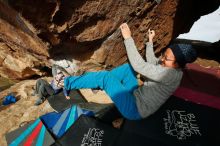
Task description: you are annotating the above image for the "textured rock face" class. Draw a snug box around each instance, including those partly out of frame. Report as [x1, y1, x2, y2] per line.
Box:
[1, 0, 220, 79]
[0, 1, 49, 79]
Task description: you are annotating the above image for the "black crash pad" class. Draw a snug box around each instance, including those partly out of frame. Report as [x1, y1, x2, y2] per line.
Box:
[122, 96, 220, 146]
[115, 130, 164, 146]
[55, 115, 120, 146]
[47, 90, 86, 112]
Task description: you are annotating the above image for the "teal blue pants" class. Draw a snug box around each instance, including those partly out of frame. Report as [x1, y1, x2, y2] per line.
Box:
[64, 63, 141, 120]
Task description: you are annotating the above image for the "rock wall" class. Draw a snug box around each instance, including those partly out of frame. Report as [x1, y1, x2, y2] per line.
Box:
[0, 1, 49, 79]
[0, 0, 219, 79]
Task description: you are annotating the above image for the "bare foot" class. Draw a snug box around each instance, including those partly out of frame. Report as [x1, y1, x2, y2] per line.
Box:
[112, 118, 124, 129]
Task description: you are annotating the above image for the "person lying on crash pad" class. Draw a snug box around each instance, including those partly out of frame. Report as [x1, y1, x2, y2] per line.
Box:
[60, 23, 197, 120]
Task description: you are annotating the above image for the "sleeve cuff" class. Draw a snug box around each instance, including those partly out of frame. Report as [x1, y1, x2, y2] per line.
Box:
[124, 37, 134, 43]
[146, 42, 153, 47]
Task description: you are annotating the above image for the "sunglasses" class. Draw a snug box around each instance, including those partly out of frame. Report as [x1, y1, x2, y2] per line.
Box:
[55, 77, 64, 86]
[161, 53, 175, 62]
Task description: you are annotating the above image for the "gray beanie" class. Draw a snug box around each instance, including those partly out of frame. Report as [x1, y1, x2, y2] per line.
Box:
[169, 44, 197, 67]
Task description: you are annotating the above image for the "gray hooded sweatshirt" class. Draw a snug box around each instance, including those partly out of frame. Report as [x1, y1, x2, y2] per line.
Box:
[124, 38, 183, 118]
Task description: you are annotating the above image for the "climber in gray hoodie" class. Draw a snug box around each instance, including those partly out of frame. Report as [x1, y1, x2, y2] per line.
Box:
[63, 23, 197, 120]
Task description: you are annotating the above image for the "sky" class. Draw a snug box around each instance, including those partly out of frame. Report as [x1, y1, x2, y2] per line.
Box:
[178, 6, 220, 43]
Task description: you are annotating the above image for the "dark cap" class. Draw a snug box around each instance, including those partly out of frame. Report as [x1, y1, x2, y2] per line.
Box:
[169, 44, 197, 68]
